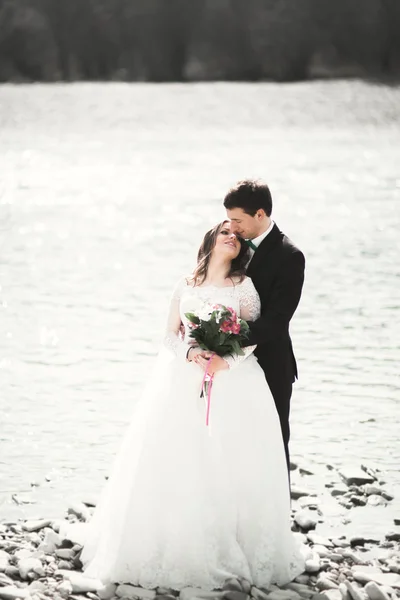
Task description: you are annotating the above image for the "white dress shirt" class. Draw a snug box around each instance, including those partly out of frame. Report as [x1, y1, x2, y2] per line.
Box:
[247, 220, 275, 263]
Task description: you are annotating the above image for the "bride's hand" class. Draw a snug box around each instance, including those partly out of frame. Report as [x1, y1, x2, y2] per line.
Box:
[194, 353, 229, 375]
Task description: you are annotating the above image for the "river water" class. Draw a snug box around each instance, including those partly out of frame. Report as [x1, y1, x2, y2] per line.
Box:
[0, 81, 399, 538]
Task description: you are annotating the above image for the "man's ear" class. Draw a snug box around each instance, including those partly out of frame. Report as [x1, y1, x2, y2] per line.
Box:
[256, 209, 266, 220]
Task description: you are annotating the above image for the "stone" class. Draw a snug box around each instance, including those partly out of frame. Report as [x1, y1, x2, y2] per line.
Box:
[284, 583, 314, 598]
[339, 469, 375, 487]
[0, 550, 10, 572]
[308, 534, 333, 548]
[320, 591, 342, 600]
[250, 588, 269, 600]
[222, 593, 250, 600]
[385, 532, 400, 542]
[352, 567, 383, 585]
[238, 579, 251, 595]
[350, 496, 367, 507]
[223, 580, 243, 592]
[291, 487, 313, 500]
[0, 585, 30, 599]
[328, 553, 345, 564]
[21, 520, 52, 533]
[115, 585, 157, 599]
[343, 581, 366, 600]
[350, 538, 379, 548]
[338, 583, 351, 600]
[295, 511, 318, 531]
[299, 497, 321, 509]
[380, 492, 393, 502]
[55, 549, 76, 560]
[264, 591, 300, 600]
[295, 575, 311, 585]
[313, 546, 330, 558]
[364, 574, 400, 589]
[367, 496, 387, 507]
[305, 554, 321, 573]
[97, 583, 118, 600]
[18, 557, 43, 580]
[362, 486, 382, 497]
[0, 573, 14, 586]
[364, 582, 391, 600]
[57, 579, 73, 599]
[342, 550, 366, 565]
[332, 539, 350, 549]
[331, 486, 349, 498]
[57, 571, 103, 594]
[5, 567, 19, 579]
[38, 529, 62, 554]
[316, 577, 339, 591]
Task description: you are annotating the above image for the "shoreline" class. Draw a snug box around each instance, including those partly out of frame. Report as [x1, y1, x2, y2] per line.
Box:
[0, 462, 399, 600]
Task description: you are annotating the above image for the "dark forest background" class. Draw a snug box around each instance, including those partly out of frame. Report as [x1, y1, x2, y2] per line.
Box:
[0, 0, 400, 83]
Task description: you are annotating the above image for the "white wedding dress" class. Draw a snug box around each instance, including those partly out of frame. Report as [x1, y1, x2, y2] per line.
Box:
[67, 276, 305, 590]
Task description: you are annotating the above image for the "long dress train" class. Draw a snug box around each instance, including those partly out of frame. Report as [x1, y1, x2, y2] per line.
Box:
[62, 276, 305, 590]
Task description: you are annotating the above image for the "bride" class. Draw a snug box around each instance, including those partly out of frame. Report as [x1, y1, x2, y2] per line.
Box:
[70, 221, 305, 590]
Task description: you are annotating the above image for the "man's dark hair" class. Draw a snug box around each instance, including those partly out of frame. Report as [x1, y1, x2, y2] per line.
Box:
[223, 179, 273, 217]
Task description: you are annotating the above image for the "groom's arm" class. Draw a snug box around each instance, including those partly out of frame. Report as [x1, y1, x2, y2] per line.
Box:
[243, 250, 305, 347]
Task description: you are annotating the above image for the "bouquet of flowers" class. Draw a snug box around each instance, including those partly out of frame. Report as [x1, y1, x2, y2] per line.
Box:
[184, 303, 249, 428]
[185, 303, 249, 358]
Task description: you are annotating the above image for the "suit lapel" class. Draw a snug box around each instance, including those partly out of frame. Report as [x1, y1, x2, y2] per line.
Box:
[247, 223, 281, 276]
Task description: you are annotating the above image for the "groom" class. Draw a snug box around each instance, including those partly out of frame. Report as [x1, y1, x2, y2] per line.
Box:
[216, 179, 305, 473]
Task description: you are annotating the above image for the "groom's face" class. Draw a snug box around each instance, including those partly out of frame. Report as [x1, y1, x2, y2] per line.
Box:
[226, 208, 260, 240]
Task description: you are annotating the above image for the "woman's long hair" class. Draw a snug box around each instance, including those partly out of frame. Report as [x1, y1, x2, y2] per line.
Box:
[189, 220, 249, 287]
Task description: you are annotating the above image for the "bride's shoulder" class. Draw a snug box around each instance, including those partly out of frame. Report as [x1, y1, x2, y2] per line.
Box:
[171, 275, 194, 298]
[236, 276, 259, 297]
[236, 276, 255, 289]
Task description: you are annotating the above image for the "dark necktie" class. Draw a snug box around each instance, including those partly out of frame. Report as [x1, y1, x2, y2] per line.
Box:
[245, 239, 257, 252]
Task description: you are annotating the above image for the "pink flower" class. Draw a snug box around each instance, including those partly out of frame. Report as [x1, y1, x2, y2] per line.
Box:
[231, 323, 241, 335]
[226, 307, 237, 320]
[220, 320, 234, 333]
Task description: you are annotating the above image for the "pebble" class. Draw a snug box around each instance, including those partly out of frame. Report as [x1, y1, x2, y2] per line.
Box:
[295, 510, 318, 531]
[364, 582, 391, 600]
[18, 557, 43, 580]
[338, 582, 351, 600]
[114, 584, 156, 599]
[21, 520, 52, 533]
[339, 469, 375, 487]
[308, 534, 334, 548]
[385, 532, 400, 542]
[58, 570, 103, 593]
[319, 590, 342, 600]
[284, 582, 315, 598]
[331, 486, 349, 498]
[291, 486, 313, 500]
[0, 586, 31, 599]
[316, 577, 339, 591]
[306, 554, 322, 573]
[343, 580, 366, 600]
[367, 496, 387, 507]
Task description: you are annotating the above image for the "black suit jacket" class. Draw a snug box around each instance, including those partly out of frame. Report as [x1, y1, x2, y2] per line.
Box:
[245, 223, 305, 398]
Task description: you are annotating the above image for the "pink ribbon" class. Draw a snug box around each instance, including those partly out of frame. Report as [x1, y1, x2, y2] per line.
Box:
[201, 353, 215, 427]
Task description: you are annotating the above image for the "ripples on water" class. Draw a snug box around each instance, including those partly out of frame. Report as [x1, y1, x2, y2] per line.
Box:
[0, 81, 399, 534]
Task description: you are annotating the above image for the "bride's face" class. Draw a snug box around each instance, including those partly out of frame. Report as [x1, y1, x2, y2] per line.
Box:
[213, 223, 241, 259]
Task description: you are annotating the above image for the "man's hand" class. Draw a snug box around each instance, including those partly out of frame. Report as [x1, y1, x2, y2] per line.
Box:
[194, 352, 229, 375]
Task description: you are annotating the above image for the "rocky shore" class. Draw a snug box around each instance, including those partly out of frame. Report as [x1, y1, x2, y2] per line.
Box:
[1, 463, 398, 600]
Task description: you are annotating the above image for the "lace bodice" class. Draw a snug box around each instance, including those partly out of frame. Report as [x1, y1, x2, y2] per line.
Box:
[164, 276, 261, 367]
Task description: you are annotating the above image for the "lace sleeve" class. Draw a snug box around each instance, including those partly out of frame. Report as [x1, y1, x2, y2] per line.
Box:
[224, 278, 261, 369]
[163, 277, 190, 360]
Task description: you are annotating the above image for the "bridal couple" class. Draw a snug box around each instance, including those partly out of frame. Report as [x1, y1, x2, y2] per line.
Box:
[67, 179, 306, 590]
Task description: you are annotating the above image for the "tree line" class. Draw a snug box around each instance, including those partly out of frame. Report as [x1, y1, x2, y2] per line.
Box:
[0, 0, 399, 83]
